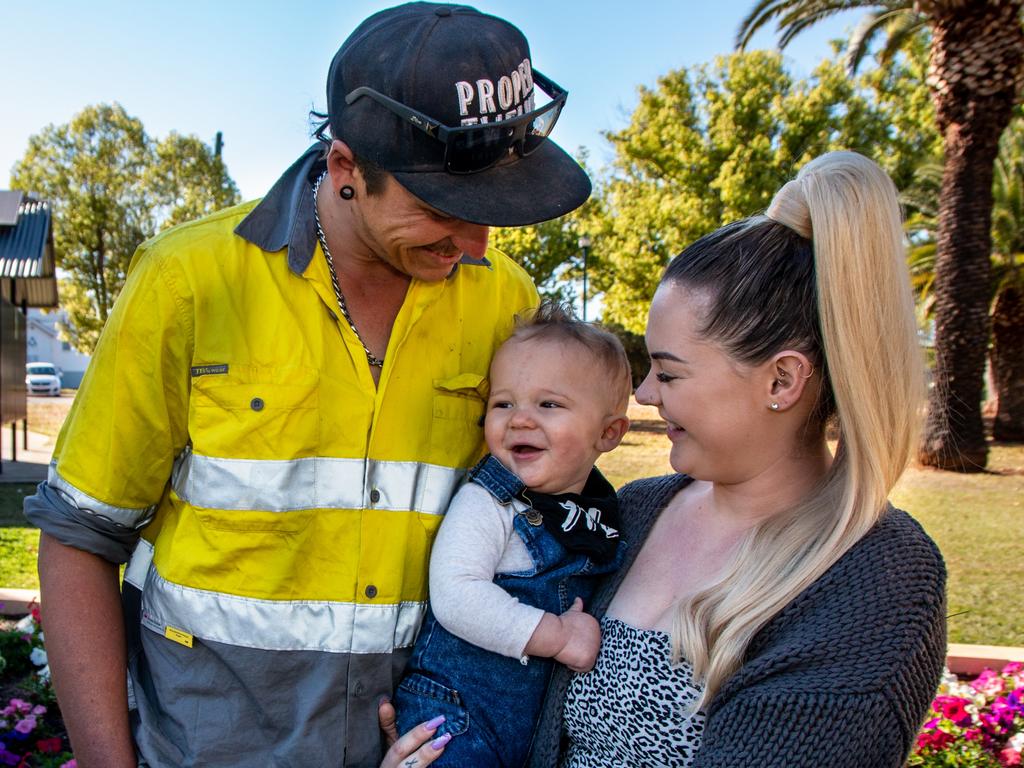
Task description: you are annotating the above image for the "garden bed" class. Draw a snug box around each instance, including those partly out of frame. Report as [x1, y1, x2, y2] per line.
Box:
[0, 608, 75, 767]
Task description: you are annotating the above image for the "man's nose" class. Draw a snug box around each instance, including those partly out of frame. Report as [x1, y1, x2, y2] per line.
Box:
[451, 222, 490, 261]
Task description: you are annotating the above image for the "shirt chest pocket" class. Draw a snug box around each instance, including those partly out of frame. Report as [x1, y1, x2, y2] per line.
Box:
[431, 373, 487, 469]
[188, 366, 320, 460]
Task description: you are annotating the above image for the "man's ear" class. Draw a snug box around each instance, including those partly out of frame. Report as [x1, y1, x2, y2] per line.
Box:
[596, 415, 630, 453]
[766, 350, 816, 412]
[326, 139, 358, 188]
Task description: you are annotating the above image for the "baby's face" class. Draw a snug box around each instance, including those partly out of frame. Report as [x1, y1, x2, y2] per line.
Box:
[484, 337, 615, 495]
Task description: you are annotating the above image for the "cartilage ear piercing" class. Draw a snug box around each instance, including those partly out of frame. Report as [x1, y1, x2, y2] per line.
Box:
[340, 185, 355, 200]
[769, 402, 780, 411]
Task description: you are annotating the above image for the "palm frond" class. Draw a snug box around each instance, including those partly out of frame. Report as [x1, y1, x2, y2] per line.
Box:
[737, 0, 876, 50]
[845, 6, 917, 73]
[876, 9, 926, 67]
[736, 0, 794, 50]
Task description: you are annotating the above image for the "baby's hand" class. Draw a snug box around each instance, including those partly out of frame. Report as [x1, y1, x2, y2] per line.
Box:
[553, 598, 601, 673]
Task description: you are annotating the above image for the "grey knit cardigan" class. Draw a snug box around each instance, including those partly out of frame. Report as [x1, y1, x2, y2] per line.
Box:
[526, 474, 947, 768]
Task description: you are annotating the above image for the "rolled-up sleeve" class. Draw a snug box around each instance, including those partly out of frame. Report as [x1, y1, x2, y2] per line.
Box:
[23, 241, 193, 563]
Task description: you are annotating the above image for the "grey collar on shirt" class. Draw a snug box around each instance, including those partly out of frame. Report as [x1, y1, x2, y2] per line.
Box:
[233, 144, 491, 276]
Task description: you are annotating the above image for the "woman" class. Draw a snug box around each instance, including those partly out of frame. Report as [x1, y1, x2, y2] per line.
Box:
[526, 151, 947, 767]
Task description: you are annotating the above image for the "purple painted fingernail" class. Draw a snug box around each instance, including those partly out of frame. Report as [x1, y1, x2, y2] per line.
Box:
[431, 732, 452, 750]
[424, 715, 446, 730]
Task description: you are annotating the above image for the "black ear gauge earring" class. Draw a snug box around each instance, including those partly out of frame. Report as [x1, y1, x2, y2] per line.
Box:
[340, 185, 355, 200]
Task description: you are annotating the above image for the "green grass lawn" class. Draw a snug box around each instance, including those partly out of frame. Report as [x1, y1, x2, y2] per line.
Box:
[0, 484, 41, 590]
[889, 444, 1023, 648]
[2, 416, 1021, 647]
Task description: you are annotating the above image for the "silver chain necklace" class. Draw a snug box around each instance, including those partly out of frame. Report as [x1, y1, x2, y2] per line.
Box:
[312, 171, 384, 368]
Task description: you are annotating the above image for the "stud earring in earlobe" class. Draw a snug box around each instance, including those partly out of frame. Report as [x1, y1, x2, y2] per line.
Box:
[769, 402, 780, 411]
[340, 185, 355, 200]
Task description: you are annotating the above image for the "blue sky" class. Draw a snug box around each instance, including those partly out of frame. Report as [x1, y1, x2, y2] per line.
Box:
[1, 1, 862, 200]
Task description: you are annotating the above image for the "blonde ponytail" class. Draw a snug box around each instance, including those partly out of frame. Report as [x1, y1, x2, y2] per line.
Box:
[669, 151, 924, 709]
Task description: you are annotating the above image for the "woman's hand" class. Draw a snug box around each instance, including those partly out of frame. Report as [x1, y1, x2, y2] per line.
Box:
[378, 697, 452, 768]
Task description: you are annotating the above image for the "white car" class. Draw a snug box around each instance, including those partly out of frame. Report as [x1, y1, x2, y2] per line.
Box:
[25, 362, 62, 396]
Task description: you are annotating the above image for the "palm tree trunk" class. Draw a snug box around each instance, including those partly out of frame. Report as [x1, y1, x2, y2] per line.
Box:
[991, 283, 1024, 441]
[918, 1, 1024, 471]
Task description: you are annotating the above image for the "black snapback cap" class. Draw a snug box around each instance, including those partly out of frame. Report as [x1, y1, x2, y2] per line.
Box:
[327, 2, 591, 226]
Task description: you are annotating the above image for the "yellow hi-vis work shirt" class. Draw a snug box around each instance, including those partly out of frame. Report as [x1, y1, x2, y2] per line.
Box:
[28, 148, 539, 768]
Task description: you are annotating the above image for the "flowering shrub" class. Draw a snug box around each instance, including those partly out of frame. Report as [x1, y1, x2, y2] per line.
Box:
[910, 662, 1024, 767]
[0, 605, 73, 767]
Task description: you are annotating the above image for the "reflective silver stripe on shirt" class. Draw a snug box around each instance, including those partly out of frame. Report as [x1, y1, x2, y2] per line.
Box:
[124, 538, 154, 590]
[172, 451, 463, 515]
[135, 555, 425, 653]
[48, 463, 156, 529]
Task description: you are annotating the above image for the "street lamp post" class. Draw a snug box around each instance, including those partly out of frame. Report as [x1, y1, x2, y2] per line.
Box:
[578, 234, 592, 321]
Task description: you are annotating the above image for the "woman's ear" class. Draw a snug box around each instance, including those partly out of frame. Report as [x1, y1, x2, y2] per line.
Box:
[766, 350, 816, 412]
[596, 415, 631, 453]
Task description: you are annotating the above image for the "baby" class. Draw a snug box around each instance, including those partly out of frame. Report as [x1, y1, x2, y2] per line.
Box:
[394, 301, 633, 767]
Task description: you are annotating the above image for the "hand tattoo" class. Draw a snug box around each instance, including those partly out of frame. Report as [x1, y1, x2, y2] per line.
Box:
[403, 759, 418, 767]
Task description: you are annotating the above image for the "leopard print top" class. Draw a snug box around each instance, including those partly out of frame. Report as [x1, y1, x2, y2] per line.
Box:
[561, 616, 705, 767]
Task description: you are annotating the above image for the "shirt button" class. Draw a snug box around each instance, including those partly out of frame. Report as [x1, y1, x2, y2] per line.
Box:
[369, 488, 381, 504]
[354, 681, 365, 695]
[365, 584, 378, 599]
[250, 397, 264, 412]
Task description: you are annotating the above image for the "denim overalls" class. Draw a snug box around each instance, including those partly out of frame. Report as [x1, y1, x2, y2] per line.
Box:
[394, 456, 623, 768]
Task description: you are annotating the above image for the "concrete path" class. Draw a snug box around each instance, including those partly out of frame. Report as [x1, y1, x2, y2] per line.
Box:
[0, 423, 53, 483]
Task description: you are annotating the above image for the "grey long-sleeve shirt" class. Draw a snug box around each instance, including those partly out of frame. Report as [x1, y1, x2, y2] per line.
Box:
[527, 473, 947, 768]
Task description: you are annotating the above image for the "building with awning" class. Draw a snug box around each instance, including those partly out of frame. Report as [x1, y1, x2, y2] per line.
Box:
[0, 190, 60, 467]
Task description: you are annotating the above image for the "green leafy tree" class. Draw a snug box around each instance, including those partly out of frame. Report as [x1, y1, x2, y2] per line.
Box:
[594, 49, 930, 332]
[148, 132, 241, 231]
[491, 151, 606, 306]
[737, 0, 1024, 471]
[9, 103, 240, 353]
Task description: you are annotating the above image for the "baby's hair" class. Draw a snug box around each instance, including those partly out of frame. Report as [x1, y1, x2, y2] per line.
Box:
[506, 301, 632, 414]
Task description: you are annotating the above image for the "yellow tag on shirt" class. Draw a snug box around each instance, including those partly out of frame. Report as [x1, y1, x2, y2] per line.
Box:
[165, 626, 194, 648]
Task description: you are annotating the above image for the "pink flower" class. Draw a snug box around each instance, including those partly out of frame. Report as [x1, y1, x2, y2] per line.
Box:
[992, 698, 1018, 727]
[1008, 687, 1024, 714]
[30, 706, 45, 717]
[965, 728, 983, 741]
[59, 761, 78, 768]
[35, 737, 63, 753]
[1000, 747, 1022, 767]
[980, 712, 1008, 737]
[973, 669, 1006, 697]
[933, 695, 974, 726]
[7, 701, 29, 715]
[1002, 662, 1022, 677]
[13, 715, 36, 734]
[917, 728, 955, 751]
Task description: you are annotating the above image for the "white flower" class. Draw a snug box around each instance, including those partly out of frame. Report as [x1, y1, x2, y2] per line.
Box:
[29, 647, 48, 667]
[36, 664, 50, 681]
[1009, 732, 1024, 751]
[14, 614, 35, 633]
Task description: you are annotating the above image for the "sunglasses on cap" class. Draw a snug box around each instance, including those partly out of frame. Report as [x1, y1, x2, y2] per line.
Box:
[344, 70, 567, 174]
